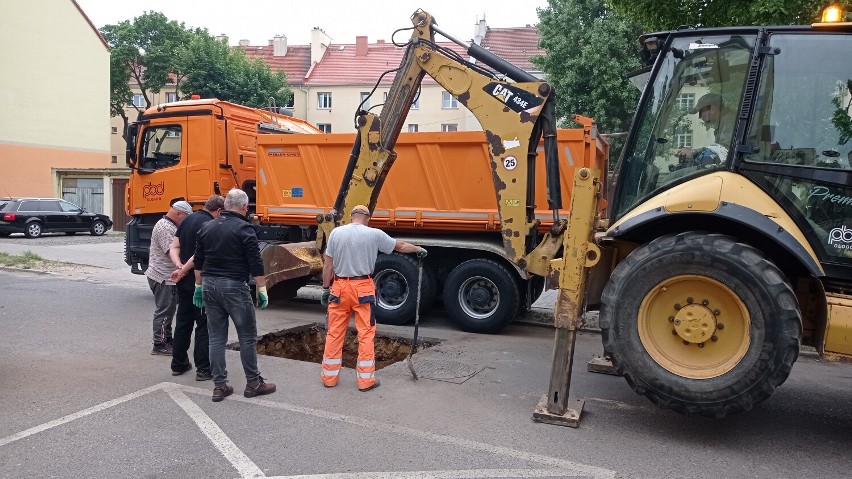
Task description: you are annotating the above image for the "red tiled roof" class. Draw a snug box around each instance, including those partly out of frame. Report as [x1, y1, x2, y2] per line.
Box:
[305, 41, 468, 86]
[240, 44, 312, 86]
[241, 25, 543, 87]
[480, 26, 543, 72]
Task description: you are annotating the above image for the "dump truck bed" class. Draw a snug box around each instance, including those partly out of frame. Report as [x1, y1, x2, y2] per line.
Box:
[255, 128, 607, 232]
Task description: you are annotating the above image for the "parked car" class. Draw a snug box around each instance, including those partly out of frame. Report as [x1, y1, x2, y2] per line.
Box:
[0, 198, 113, 238]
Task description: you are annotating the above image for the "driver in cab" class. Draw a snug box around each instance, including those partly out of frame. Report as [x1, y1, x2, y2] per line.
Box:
[674, 93, 735, 172]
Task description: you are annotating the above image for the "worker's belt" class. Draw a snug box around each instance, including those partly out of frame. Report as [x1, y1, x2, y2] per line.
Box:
[336, 275, 371, 280]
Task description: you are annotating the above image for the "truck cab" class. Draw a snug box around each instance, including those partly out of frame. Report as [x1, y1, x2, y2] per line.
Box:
[124, 98, 318, 273]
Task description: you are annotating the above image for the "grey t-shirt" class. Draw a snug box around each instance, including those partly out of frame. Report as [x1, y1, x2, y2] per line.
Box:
[326, 223, 396, 277]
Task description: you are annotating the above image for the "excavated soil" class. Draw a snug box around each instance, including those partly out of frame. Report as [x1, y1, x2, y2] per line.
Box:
[234, 323, 438, 370]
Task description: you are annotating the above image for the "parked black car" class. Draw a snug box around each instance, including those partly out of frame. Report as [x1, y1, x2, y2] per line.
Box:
[0, 198, 113, 238]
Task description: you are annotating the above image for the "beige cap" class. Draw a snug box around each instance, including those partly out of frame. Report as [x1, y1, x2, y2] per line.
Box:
[690, 93, 722, 114]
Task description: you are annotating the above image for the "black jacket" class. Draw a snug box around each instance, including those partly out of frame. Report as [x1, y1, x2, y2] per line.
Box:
[194, 210, 264, 281]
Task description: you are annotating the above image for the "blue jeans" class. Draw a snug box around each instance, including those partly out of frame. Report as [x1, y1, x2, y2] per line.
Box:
[203, 276, 261, 387]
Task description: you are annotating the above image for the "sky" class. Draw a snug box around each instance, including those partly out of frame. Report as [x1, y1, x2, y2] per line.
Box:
[75, 0, 549, 46]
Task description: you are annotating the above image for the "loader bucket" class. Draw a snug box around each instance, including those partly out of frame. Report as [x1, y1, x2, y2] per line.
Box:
[260, 241, 324, 301]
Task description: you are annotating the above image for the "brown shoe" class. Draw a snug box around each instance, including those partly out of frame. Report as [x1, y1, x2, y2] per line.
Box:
[244, 377, 276, 398]
[212, 384, 234, 402]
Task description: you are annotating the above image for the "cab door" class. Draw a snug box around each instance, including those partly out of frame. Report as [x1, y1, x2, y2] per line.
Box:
[739, 32, 852, 280]
[129, 121, 187, 215]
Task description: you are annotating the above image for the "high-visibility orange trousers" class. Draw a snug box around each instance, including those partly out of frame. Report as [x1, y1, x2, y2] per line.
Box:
[321, 278, 377, 389]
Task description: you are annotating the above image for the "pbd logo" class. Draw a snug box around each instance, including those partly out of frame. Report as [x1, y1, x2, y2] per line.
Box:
[142, 181, 164, 198]
[828, 225, 852, 249]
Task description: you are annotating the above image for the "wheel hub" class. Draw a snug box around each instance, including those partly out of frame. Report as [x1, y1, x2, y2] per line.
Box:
[384, 279, 402, 298]
[470, 286, 492, 308]
[673, 304, 716, 344]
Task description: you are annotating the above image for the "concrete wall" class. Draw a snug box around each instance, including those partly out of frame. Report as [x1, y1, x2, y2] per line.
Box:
[0, 0, 110, 197]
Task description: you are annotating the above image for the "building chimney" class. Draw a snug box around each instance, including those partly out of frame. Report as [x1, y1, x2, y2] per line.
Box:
[473, 15, 488, 45]
[311, 27, 332, 64]
[355, 36, 368, 57]
[239, 39, 250, 47]
[273, 34, 288, 56]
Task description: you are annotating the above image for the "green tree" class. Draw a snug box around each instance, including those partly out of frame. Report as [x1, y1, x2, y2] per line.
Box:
[101, 12, 192, 136]
[607, 0, 830, 31]
[102, 12, 292, 141]
[179, 35, 291, 109]
[534, 0, 644, 160]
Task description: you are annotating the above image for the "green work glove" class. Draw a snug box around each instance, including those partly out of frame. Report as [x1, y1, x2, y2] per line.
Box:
[320, 288, 330, 307]
[416, 247, 428, 259]
[193, 284, 204, 308]
[257, 285, 268, 310]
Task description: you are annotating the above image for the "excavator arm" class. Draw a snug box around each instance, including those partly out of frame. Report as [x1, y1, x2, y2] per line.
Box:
[316, 9, 564, 270]
[316, 10, 601, 427]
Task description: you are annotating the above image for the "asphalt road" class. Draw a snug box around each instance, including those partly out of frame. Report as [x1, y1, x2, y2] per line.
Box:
[0, 235, 850, 478]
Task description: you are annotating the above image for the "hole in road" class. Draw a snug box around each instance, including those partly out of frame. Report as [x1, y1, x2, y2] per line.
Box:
[228, 323, 440, 370]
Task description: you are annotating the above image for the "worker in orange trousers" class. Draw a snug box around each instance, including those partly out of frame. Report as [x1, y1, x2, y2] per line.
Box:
[320, 204, 427, 391]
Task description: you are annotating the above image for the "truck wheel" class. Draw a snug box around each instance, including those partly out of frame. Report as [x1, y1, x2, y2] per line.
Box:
[374, 252, 436, 325]
[600, 232, 801, 417]
[25, 221, 43, 238]
[443, 259, 520, 334]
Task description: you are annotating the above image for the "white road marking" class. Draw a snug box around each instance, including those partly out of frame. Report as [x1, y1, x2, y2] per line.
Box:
[176, 384, 615, 479]
[0, 382, 616, 479]
[165, 385, 266, 478]
[0, 383, 163, 447]
[259, 469, 592, 478]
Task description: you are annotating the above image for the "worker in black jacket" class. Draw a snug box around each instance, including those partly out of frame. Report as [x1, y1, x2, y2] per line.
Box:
[168, 194, 224, 380]
[193, 188, 276, 402]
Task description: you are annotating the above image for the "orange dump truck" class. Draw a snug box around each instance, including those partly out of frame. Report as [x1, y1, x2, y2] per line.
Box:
[124, 98, 608, 333]
[254, 126, 607, 332]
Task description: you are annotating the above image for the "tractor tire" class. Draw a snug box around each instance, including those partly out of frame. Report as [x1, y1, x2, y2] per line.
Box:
[600, 232, 801, 417]
[442, 258, 520, 334]
[373, 252, 436, 325]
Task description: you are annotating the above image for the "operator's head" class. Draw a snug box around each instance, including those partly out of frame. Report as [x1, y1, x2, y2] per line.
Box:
[224, 188, 249, 214]
[691, 93, 723, 125]
[351, 204, 371, 224]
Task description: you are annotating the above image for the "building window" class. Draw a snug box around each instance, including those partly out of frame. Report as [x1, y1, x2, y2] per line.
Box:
[111, 126, 118, 134]
[675, 133, 693, 148]
[360, 92, 371, 110]
[131, 94, 145, 107]
[317, 92, 332, 109]
[318, 123, 332, 133]
[441, 123, 458, 132]
[442, 91, 458, 109]
[382, 91, 419, 109]
[284, 95, 295, 108]
[408, 124, 418, 132]
[166, 92, 178, 103]
[111, 155, 118, 164]
[676, 93, 695, 112]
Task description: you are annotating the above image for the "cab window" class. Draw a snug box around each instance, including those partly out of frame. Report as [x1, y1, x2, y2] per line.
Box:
[140, 125, 182, 170]
[614, 34, 754, 218]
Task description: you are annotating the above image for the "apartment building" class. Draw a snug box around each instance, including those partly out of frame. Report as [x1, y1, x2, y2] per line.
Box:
[0, 0, 119, 219]
[241, 18, 545, 134]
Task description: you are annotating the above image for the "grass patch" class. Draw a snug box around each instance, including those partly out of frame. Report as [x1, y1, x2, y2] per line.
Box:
[0, 251, 46, 269]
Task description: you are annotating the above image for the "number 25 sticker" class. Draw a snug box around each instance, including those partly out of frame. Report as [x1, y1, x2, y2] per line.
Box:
[503, 156, 518, 170]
